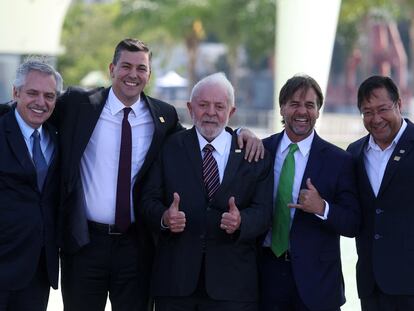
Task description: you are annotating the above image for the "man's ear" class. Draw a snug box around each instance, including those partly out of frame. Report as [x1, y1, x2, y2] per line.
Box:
[12, 86, 19, 100]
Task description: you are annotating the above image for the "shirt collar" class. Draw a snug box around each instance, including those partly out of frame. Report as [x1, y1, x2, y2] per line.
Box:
[196, 128, 230, 156]
[108, 87, 142, 117]
[15, 109, 43, 140]
[367, 119, 407, 152]
[280, 130, 314, 157]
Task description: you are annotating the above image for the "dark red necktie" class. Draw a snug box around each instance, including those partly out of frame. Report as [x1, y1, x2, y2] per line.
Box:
[202, 144, 220, 200]
[115, 107, 132, 232]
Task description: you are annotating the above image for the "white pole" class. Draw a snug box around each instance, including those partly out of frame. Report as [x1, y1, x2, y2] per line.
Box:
[274, 0, 342, 132]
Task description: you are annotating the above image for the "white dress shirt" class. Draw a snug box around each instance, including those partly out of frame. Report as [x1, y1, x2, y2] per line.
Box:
[364, 119, 407, 196]
[15, 109, 54, 164]
[196, 128, 232, 183]
[80, 88, 154, 224]
[263, 131, 329, 247]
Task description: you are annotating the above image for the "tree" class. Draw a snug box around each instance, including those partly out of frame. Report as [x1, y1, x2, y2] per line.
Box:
[118, 0, 210, 90]
[207, 0, 276, 86]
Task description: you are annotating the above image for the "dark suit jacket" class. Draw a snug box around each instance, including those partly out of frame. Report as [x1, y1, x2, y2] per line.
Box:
[347, 119, 414, 298]
[141, 127, 273, 301]
[51, 87, 181, 270]
[263, 131, 360, 311]
[0, 110, 59, 290]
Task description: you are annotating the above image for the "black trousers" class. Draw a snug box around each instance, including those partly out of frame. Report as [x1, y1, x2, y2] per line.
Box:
[0, 251, 50, 311]
[61, 224, 151, 311]
[259, 248, 340, 311]
[155, 255, 257, 311]
[361, 285, 414, 311]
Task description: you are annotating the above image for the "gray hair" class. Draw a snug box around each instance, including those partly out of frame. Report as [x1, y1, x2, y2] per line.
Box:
[13, 57, 63, 95]
[190, 72, 235, 107]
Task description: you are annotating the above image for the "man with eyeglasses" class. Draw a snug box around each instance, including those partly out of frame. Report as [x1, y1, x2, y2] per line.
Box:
[347, 75, 414, 311]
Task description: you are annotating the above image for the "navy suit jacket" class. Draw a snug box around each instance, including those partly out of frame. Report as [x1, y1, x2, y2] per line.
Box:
[0, 111, 59, 290]
[263, 131, 360, 310]
[347, 119, 414, 298]
[141, 127, 274, 301]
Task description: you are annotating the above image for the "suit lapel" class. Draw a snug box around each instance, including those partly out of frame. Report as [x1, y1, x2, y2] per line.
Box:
[72, 88, 108, 168]
[378, 121, 414, 197]
[300, 133, 324, 191]
[215, 130, 244, 199]
[4, 112, 36, 177]
[182, 128, 205, 194]
[42, 122, 59, 190]
[135, 94, 165, 182]
[354, 135, 376, 199]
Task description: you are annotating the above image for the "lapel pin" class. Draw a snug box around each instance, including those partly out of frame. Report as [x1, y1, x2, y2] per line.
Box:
[235, 149, 242, 153]
[394, 156, 401, 161]
[399, 149, 405, 154]
[159, 116, 165, 123]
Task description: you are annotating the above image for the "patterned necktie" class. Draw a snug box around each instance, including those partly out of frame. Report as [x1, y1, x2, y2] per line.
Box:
[202, 144, 220, 200]
[271, 143, 299, 257]
[32, 129, 48, 190]
[115, 107, 132, 232]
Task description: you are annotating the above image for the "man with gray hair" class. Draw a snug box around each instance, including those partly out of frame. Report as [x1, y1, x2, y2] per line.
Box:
[141, 72, 273, 311]
[0, 58, 61, 311]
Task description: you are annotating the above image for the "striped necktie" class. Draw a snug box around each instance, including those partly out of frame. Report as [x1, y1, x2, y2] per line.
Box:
[202, 144, 220, 200]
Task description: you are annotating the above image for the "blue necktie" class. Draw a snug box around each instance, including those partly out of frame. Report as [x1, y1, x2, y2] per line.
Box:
[32, 129, 48, 190]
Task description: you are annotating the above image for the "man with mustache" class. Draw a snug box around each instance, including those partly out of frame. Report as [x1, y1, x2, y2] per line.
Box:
[141, 72, 273, 311]
[259, 74, 360, 311]
[0, 58, 61, 311]
[51, 38, 264, 311]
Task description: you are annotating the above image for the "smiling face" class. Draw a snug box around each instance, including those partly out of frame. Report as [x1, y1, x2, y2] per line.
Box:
[109, 50, 151, 106]
[14, 70, 57, 129]
[187, 83, 236, 141]
[280, 87, 320, 142]
[360, 87, 402, 150]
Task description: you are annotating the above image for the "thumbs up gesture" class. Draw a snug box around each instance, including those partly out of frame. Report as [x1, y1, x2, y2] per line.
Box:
[288, 178, 325, 216]
[220, 196, 241, 234]
[162, 192, 186, 233]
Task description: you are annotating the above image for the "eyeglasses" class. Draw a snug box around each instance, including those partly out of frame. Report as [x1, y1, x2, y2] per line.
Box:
[360, 102, 397, 119]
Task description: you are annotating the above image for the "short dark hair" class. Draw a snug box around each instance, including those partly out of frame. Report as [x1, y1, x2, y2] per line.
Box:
[357, 75, 400, 110]
[112, 38, 152, 65]
[279, 74, 324, 109]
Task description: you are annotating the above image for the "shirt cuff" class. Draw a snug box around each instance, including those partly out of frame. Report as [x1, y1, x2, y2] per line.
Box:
[315, 200, 329, 220]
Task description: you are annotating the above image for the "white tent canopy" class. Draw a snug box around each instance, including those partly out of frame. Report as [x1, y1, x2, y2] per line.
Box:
[156, 71, 188, 88]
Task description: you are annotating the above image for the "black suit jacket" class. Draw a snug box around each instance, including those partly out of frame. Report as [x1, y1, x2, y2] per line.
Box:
[0, 110, 59, 290]
[263, 131, 360, 310]
[141, 127, 273, 301]
[347, 119, 414, 298]
[52, 87, 181, 261]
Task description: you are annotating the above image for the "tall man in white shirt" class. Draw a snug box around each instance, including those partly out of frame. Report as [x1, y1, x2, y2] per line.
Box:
[140, 73, 273, 311]
[53, 38, 264, 311]
[347, 75, 414, 311]
[260, 74, 360, 311]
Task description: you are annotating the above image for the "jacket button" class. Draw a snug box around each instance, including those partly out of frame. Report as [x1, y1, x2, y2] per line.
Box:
[375, 209, 383, 214]
[374, 234, 382, 240]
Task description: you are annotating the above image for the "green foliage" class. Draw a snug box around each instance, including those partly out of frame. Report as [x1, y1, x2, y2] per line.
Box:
[59, 0, 143, 87]
[59, 0, 277, 87]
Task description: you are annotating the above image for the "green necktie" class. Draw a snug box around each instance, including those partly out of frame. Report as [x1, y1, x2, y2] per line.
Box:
[271, 143, 299, 257]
